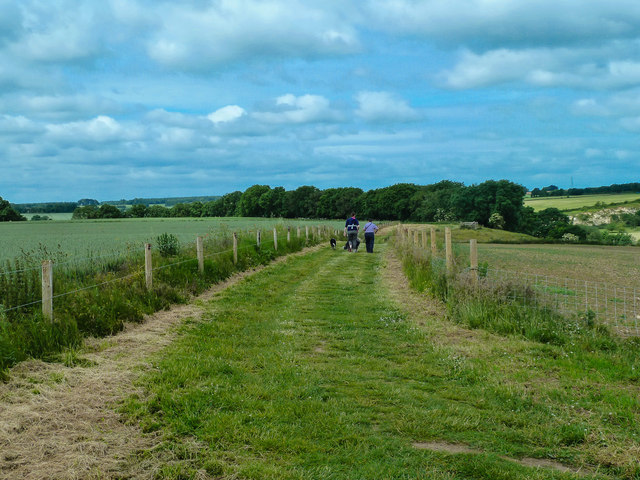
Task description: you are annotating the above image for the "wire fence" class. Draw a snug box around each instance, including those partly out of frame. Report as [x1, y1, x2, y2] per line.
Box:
[397, 224, 640, 337]
[0, 226, 330, 318]
[481, 268, 640, 336]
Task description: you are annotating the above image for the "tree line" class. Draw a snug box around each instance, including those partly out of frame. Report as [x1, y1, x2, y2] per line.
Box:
[69, 179, 587, 241]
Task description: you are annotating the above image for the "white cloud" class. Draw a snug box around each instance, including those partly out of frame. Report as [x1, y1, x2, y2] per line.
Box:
[0, 114, 42, 134]
[10, 2, 109, 63]
[253, 94, 339, 124]
[363, 0, 640, 47]
[145, 0, 359, 69]
[207, 105, 247, 124]
[355, 91, 419, 122]
[45, 115, 134, 144]
[620, 116, 640, 131]
[440, 46, 640, 90]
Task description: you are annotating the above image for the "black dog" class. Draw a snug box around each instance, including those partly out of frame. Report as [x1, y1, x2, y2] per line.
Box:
[330, 238, 337, 249]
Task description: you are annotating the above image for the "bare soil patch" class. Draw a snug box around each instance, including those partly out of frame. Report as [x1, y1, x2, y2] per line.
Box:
[0, 246, 321, 480]
[412, 442, 587, 475]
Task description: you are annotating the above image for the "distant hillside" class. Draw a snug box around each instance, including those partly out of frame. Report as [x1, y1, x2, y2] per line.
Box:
[13, 196, 222, 213]
[101, 195, 221, 207]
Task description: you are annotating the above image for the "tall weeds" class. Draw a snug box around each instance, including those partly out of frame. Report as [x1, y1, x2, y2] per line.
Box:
[1, 225, 331, 377]
[397, 236, 620, 353]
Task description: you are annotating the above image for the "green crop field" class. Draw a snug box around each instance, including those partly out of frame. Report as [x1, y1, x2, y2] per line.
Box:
[23, 212, 74, 221]
[0, 217, 345, 265]
[524, 193, 640, 212]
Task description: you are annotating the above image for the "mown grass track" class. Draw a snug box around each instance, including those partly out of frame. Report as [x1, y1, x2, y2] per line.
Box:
[125, 239, 628, 479]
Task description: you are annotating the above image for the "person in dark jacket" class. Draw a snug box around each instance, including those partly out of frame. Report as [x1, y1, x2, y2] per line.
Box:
[344, 212, 360, 252]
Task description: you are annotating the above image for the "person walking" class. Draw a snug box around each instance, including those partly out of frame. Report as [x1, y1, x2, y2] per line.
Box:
[363, 219, 379, 253]
[344, 212, 360, 252]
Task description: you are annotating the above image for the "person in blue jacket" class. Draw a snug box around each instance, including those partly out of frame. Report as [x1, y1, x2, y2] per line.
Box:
[344, 212, 360, 252]
[363, 219, 379, 253]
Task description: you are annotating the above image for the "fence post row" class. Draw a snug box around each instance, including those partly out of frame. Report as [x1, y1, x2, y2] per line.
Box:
[196, 236, 204, 273]
[25, 225, 342, 325]
[41, 260, 53, 321]
[145, 243, 153, 289]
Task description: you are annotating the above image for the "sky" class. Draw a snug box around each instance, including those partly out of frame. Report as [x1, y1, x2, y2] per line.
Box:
[2, 1, 640, 203]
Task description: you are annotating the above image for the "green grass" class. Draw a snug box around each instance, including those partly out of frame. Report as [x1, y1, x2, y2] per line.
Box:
[524, 193, 640, 212]
[123, 239, 639, 479]
[475, 243, 640, 289]
[0, 217, 345, 264]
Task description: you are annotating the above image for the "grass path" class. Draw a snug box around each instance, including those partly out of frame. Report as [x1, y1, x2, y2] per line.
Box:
[122, 241, 618, 479]
[2, 238, 637, 478]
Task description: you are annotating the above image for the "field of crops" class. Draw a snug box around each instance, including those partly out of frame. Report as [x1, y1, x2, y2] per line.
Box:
[524, 193, 640, 211]
[0, 217, 345, 264]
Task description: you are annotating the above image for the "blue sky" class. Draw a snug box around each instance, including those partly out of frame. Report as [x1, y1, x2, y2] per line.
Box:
[2, 1, 640, 203]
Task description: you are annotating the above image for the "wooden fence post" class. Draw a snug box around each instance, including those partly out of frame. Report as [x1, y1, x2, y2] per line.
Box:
[41, 260, 53, 321]
[470, 239, 478, 285]
[421, 230, 427, 249]
[305, 225, 309, 241]
[297, 226, 301, 238]
[233, 233, 238, 264]
[145, 243, 153, 289]
[196, 236, 204, 273]
[445, 227, 453, 274]
[413, 230, 418, 246]
[430, 227, 437, 255]
[257, 229, 261, 247]
[287, 226, 291, 244]
[274, 227, 278, 251]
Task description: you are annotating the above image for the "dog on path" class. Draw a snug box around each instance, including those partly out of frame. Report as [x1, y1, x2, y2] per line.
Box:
[330, 238, 337, 249]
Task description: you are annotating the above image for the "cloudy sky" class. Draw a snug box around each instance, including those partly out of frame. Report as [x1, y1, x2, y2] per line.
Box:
[2, 1, 640, 203]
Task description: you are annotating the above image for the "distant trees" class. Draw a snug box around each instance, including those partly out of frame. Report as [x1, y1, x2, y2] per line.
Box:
[530, 182, 640, 198]
[72, 204, 124, 219]
[13, 202, 78, 213]
[0, 196, 26, 221]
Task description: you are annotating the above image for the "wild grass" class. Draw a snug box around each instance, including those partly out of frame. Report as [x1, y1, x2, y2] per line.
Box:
[0, 224, 332, 377]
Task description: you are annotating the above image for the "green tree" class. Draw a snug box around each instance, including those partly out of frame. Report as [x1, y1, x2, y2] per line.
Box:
[284, 186, 321, 218]
[72, 205, 99, 219]
[237, 185, 271, 217]
[98, 204, 123, 218]
[129, 204, 148, 218]
[258, 186, 286, 217]
[0, 197, 26, 221]
[147, 205, 170, 217]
